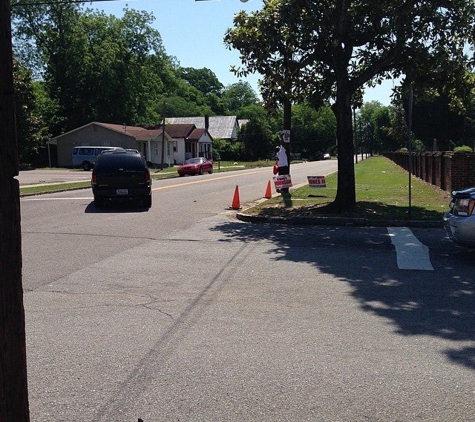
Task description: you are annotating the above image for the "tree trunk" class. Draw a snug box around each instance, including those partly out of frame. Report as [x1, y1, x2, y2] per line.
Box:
[0, 0, 30, 419]
[332, 87, 356, 211]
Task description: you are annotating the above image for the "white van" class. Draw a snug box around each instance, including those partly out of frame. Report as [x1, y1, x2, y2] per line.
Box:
[72, 146, 124, 170]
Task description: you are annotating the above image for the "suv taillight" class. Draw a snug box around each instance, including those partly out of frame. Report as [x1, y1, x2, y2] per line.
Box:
[91, 174, 97, 185]
[145, 170, 151, 183]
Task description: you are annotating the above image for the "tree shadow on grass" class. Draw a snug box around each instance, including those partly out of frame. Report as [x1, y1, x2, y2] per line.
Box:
[211, 219, 475, 370]
[254, 200, 445, 221]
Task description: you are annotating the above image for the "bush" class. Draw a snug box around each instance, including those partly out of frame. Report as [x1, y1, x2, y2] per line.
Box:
[454, 145, 473, 153]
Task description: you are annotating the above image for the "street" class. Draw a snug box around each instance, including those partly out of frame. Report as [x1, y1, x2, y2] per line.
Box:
[20, 162, 475, 421]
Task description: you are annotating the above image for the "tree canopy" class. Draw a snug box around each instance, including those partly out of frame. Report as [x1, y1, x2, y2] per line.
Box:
[225, 0, 475, 211]
[11, 3, 262, 139]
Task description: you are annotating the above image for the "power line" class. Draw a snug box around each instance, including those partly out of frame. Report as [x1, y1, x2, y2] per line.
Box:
[11, 0, 122, 7]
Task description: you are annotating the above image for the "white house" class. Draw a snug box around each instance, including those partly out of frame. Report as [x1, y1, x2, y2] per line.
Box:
[164, 123, 213, 164]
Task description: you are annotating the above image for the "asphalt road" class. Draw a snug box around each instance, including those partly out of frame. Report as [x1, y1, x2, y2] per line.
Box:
[19, 161, 475, 421]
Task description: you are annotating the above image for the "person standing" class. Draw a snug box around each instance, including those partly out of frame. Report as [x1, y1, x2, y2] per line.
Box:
[276, 144, 289, 176]
[275, 144, 290, 193]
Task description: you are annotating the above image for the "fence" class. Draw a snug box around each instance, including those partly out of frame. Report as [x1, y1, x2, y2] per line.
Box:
[383, 151, 475, 193]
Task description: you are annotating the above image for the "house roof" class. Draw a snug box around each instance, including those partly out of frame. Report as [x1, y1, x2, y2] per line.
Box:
[99, 123, 163, 140]
[187, 128, 211, 142]
[51, 121, 214, 144]
[165, 116, 238, 140]
[161, 124, 195, 138]
[51, 122, 164, 141]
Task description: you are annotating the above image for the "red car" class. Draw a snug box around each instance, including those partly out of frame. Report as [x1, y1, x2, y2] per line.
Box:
[177, 157, 213, 176]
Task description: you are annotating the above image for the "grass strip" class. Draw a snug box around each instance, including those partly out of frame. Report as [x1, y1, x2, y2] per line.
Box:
[247, 156, 451, 221]
[20, 181, 91, 196]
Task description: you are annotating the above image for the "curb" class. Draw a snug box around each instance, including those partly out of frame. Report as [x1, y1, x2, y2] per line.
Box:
[236, 212, 443, 228]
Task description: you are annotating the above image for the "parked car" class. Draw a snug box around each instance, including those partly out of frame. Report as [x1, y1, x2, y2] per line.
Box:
[91, 150, 152, 208]
[443, 187, 475, 247]
[323, 153, 331, 160]
[177, 157, 213, 176]
[313, 152, 324, 161]
[72, 146, 124, 171]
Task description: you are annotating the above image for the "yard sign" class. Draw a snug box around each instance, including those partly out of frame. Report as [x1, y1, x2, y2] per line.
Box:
[307, 176, 326, 188]
[273, 174, 293, 189]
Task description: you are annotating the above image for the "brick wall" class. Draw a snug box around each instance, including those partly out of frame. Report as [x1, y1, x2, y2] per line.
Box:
[383, 152, 475, 192]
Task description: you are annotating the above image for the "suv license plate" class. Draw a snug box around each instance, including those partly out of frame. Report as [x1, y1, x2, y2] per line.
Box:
[116, 189, 128, 195]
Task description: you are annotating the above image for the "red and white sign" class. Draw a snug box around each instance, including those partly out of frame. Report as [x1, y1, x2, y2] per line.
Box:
[273, 174, 293, 189]
[307, 175, 326, 188]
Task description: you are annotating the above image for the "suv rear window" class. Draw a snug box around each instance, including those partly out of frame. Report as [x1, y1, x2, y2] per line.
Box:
[95, 152, 146, 171]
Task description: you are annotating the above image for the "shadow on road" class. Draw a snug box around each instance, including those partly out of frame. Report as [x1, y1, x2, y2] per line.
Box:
[211, 220, 475, 371]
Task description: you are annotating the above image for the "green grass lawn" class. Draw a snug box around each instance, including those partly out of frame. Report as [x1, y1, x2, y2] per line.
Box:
[247, 155, 451, 221]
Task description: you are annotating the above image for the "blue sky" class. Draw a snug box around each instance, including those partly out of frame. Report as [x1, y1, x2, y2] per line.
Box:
[90, 0, 393, 105]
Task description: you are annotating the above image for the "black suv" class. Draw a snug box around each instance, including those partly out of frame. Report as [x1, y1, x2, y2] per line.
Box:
[91, 150, 152, 208]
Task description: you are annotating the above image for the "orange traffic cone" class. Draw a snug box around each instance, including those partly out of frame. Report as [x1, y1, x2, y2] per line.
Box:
[231, 185, 241, 210]
[264, 180, 272, 199]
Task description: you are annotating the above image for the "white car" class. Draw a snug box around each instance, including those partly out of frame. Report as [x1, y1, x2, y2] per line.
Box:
[443, 187, 475, 248]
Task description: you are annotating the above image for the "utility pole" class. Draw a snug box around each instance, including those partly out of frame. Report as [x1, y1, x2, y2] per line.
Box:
[280, 99, 291, 194]
[161, 103, 166, 169]
[0, 0, 30, 419]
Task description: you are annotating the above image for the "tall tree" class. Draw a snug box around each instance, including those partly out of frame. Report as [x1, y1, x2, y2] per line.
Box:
[221, 81, 259, 113]
[291, 103, 336, 158]
[371, 105, 393, 153]
[1, 0, 30, 419]
[178, 67, 224, 96]
[13, 59, 47, 164]
[12, 4, 172, 133]
[412, 94, 469, 150]
[238, 104, 278, 160]
[225, 0, 475, 211]
[12, 0, 83, 133]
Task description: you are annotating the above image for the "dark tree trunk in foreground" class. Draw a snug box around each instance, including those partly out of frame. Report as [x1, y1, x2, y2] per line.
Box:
[332, 84, 356, 212]
[0, 0, 30, 419]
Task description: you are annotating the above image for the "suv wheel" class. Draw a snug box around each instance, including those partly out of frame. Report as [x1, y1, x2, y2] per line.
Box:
[94, 196, 104, 208]
[143, 196, 152, 208]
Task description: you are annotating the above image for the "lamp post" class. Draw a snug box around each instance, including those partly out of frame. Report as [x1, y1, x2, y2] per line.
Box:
[407, 80, 414, 220]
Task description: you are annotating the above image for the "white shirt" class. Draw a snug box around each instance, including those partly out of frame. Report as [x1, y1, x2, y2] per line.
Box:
[277, 146, 288, 167]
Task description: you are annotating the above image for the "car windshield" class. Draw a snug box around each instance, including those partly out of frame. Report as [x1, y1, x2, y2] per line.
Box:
[185, 158, 202, 164]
